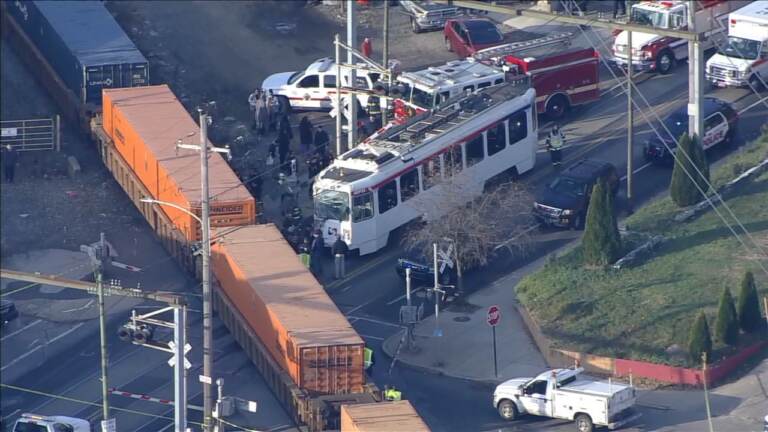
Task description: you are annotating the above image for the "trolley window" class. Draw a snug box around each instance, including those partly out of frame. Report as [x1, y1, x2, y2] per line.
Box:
[400, 168, 420, 201]
[315, 190, 350, 221]
[444, 145, 463, 175]
[486, 122, 506, 156]
[465, 135, 484, 167]
[422, 155, 442, 190]
[378, 180, 398, 213]
[352, 192, 374, 222]
[507, 110, 527, 145]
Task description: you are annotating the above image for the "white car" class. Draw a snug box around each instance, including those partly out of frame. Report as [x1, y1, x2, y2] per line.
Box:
[493, 367, 640, 432]
[261, 57, 383, 111]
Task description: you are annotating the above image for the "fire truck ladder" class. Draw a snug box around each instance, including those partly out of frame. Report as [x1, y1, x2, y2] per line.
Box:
[472, 32, 574, 62]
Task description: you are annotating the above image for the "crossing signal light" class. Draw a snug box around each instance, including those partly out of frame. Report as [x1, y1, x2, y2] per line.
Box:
[117, 323, 153, 344]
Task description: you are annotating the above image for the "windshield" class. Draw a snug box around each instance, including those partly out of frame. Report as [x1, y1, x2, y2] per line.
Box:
[718, 37, 761, 60]
[13, 422, 48, 432]
[465, 21, 503, 45]
[632, 8, 667, 28]
[314, 190, 350, 221]
[548, 177, 586, 197]
[410, 86, 436, 109]
[663, 112, 688, 143]
[287, 71, 303, 85]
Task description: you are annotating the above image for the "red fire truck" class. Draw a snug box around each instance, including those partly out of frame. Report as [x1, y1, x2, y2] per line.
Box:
[393, 33, 600, 120]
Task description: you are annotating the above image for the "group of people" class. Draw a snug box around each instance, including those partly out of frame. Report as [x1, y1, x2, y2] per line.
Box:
[248, 88, 285, 137]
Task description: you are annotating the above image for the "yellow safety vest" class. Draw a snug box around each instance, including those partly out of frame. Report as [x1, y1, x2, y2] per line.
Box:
[299, 253, 311, 268]
[364, 347, 374, 369]
[549, 131, 564, 149]
[385, 389, 402, 401]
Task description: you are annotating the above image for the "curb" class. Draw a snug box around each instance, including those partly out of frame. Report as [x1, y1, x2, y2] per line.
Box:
[380, 329, 499, 386]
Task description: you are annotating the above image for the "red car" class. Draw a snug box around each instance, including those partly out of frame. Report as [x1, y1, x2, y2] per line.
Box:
[444, 18, 508, 58]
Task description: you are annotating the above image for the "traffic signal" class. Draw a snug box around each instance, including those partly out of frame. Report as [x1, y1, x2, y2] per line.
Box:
[117, 323, 153, 344]
[117, 324, 133, 342]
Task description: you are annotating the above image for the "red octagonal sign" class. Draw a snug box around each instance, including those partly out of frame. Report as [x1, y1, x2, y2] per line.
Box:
[487, 305, 501, 327]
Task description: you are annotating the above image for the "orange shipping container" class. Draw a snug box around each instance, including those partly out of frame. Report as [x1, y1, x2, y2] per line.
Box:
[101, 85, 254, 242]
[211, 224, 365, 395]
[340, 401, 431, 432]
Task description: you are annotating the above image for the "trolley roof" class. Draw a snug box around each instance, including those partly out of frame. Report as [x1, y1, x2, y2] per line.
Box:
[319, 83, 533, 187]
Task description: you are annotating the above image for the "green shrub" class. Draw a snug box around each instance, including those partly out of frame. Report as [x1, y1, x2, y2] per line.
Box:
[715, 287, 739, 345]
[670, 133, 709, 207]
[737, 271, 763, 333]
[688, 311, 712, 363]
[582, 177, 621, 266]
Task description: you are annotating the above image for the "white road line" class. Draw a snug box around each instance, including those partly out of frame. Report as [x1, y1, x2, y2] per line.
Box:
[494, 223, 541, 252]
[347, 316, 402, 328]
[1, 319, 42, 342]
[738, 97, 768, 115]
[1, 322, 85, 372]
[620, 161, 653, 181]
[344, 297, 378, 316]
[62, 299, 94, 313]
[359, 334, 385, 341]
[386, 287, 425, 305]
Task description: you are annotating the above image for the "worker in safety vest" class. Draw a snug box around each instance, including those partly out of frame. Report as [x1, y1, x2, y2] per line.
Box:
[367, 94, 381, 118]
[384, 385, 402, 401]
[546, 125, 565, 167]
[364, 346, 375, 376]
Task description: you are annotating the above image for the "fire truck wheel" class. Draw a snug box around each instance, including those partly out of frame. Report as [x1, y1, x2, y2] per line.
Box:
[445, 37, 453, 52]
[545, 94, 569, 119]
[656, 51, 674, 75]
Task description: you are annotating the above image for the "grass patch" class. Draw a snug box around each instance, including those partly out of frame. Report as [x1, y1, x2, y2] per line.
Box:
[517, 132, 768, 366]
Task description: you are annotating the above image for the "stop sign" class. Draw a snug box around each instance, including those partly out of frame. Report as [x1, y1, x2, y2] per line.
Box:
[487, 305, 501, 327]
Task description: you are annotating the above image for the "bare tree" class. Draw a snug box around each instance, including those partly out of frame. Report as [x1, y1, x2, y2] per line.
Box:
[401, 175, 535, 293]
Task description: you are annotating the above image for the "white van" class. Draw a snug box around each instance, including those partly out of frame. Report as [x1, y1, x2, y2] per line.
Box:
[706, 2, 768, 88]
[261, 57, 383, 111]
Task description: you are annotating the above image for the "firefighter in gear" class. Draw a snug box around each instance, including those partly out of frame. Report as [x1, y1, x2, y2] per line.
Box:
[546, 125, 565, 167]
[363, 346, 374, 376]
[367, 94, 381, 120]
[384, 385, 402, 401]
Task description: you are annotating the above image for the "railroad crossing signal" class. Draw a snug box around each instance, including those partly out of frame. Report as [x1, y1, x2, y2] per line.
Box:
[167, 341, 192, 370]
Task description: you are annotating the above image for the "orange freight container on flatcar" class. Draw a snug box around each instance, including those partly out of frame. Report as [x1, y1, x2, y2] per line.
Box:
[340, 401, 431, 432]
[211, 224, 365, 395]
[101, 85, 255, 242]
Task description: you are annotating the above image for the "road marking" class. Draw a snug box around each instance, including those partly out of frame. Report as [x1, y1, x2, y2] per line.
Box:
[326, 249, 400, 290]
[620, 161, 653, 181]
[386, 287, 425, 305]
[359, 334, 385, 341]
[1, 322, 85, 372]
[738, 97, 768, 115]
[0, 383, 203, 426]
[494, 223, 541, 252]
[343, 297, 379, 316]
[1, 319, 42, 342]
[347, 316, 403, 328]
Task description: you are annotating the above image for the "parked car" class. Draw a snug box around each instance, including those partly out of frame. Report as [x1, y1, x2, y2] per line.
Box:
[533, 159, 619, 229]
[444, 18, 510, 58]
[645, 97, 738, 165]
[399, 0, 460, 34]
[396, 244, 456, 287]
[1, 299, 19, 327]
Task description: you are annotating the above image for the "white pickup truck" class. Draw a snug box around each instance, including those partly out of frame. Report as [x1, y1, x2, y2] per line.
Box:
[493, 367, 640, 432]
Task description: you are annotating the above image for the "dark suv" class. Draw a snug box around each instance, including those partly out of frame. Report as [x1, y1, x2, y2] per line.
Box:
[533, 159, 619, 229]
[645, 98, 738, 165]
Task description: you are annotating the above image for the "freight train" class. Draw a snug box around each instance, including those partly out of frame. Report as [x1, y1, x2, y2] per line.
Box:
[1, 2, 399, 430]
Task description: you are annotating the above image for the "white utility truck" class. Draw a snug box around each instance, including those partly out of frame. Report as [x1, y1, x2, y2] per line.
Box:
[12, 413, 91, 432]
[706, 1, 768, 88]
[493, 367, 640, 432]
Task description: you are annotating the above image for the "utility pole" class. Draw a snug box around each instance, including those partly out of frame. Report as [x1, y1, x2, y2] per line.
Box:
[626, 29, 634, 213]
[702, 352, 715, 432]
[96, 234, 111, 430]
[173, 305, 188, 431]
[176, 110, 230, 432]
[688, 0, 704, 140]
[432, 243, 444, 338]
[347, 0, 357, 151]
[335, 34, 343, 156]
[382, 0, 390, 128]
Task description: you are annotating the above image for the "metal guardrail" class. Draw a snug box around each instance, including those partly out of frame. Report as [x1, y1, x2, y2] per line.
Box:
[0, 115, 60, 151]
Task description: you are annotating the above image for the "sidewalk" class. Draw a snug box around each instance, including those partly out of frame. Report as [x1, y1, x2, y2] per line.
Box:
[383, 252, 554, 383]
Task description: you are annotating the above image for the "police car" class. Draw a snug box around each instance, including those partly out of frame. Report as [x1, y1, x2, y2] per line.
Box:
[645, 98, 738, 165]
[261, 57, 383, 111]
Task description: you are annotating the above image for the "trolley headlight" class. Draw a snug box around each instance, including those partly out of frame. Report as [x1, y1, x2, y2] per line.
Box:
[562, 209, 574, 216]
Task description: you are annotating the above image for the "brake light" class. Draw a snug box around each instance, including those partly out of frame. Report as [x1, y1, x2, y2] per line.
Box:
[660, 1, 674, 7]
[730, 19, 736, 25]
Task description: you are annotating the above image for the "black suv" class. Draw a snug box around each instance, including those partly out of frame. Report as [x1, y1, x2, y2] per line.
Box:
[533, 159, 619, 229]
[1, 299, 18, 326]
[396, 244, 457, 287]
[645, 98, 738, 165]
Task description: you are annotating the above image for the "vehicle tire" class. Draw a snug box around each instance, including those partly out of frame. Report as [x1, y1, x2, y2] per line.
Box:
[570, 213, 584, 231]
[546, 94, 569, 119]
[508, 166, 520, 182]
[411, 18, 423, 34]
[724, 124, 737, 146]
[748, 74, 765, 92]
[575, 413, 594, 432]
[445, 37, 453, 52]
[656, 51, 675, 74]
[497, 399, 519, 421]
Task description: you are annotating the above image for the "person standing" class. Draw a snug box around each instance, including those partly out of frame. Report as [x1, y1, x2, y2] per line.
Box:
[613, 0, 626, 19]
[331, 234, 349, 279]
[310, 230, 324, 276]
[546, 125, 565, 167]
[299, 116, 314, 150]
[361, 37, 373, 58]
[276, 131, 290, 165]
[255, 93, 268, 136]
[3, 145, 19, 183]
[278, 114, 293, 142]
[313, 125, 329, 154]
